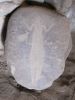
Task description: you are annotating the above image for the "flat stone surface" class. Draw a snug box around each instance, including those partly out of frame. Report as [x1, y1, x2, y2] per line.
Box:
[0, 1, 75, 99]
[5, 6, 72, 90]
[0, 31, 75, 100]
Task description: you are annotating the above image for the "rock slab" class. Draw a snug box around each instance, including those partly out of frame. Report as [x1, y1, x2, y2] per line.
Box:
[5, 6, 72, 90]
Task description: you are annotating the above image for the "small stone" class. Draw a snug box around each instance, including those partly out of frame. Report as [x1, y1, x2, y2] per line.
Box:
[5, 6, 72, 90]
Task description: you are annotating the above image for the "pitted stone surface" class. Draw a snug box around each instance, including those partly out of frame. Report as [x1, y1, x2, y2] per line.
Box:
[5, 6, 72, 90]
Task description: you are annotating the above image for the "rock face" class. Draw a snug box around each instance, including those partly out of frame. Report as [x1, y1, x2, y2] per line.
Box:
[5, 6, 72, 90]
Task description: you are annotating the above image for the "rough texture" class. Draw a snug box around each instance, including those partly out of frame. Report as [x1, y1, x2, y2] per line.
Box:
[0, 0, 25, 16]
[0, 0, 24, 56]
[46, 0, 72, 15]
[66, 0, 75, 32]
[0, 0, 24, 17]
[5, 6, 72, 90]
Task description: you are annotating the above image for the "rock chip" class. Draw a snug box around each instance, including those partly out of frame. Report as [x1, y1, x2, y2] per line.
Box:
[5, 6, 72, 90]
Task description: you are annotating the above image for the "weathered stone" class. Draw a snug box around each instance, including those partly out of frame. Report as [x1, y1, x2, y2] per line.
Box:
[5, 6, 72, 90]
[28, 0, 72, 15]
[0, 0, 24, 55]
[0, 0, 24, 16]
[66, 1, 75, 32]
[46, 0, 72, 15]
